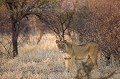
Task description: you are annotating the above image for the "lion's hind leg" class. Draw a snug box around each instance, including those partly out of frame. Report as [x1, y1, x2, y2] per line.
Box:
[87, 55, 97, 69]
[87, 55, 94, 65]
[88, 45, 98, 68]
[89, 54, 98, 68]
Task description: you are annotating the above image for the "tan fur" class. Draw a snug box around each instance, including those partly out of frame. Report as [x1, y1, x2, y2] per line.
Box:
[56, 40, 99, 67]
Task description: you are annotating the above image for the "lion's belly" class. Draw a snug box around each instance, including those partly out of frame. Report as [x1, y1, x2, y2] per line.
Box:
[73, 46, 89, 60]
[75, 54, 88, 60]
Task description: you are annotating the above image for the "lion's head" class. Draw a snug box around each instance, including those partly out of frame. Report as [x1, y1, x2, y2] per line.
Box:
[56, 40, 67, 52]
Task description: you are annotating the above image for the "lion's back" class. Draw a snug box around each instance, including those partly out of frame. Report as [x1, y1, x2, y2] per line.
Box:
[72, 42, 98, 60]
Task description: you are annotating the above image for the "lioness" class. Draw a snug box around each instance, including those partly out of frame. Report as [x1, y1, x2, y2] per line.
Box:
[56, 40, 99, 69]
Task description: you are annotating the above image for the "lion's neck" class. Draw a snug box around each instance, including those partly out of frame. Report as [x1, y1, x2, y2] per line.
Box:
[64, 42, 74, 55]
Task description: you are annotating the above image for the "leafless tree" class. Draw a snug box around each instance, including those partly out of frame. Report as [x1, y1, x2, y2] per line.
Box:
[35, 0, 76, 41]
[3, 0, 51, 57]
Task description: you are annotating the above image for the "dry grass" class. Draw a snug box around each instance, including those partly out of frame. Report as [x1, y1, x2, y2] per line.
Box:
[0, 33, 120, 79]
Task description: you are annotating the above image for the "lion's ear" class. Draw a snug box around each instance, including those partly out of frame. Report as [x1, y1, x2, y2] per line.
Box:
[56, 40, 60, 43]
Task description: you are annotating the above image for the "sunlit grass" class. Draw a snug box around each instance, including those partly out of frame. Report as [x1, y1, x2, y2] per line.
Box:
[0, 33, 120, 79]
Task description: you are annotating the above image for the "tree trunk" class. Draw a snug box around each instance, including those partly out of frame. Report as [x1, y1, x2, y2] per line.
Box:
[11, 16, 18, 57]
[12, 29, 18, 57]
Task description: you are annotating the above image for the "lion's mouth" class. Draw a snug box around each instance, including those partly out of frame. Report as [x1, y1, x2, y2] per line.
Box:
[64, 57, 71, 60]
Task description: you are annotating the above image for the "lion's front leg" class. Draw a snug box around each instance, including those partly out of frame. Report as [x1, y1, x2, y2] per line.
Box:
[64, 59, 70, 72]
[64, 56, 76, 72]
[63, 53, 71, 72]
[64, 56, 78, 79]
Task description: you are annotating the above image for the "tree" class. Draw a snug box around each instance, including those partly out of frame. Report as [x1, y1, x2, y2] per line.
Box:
[0, 0, 51, 58]
[36, 0, 76, 41]
[4, 0, 33, 57]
